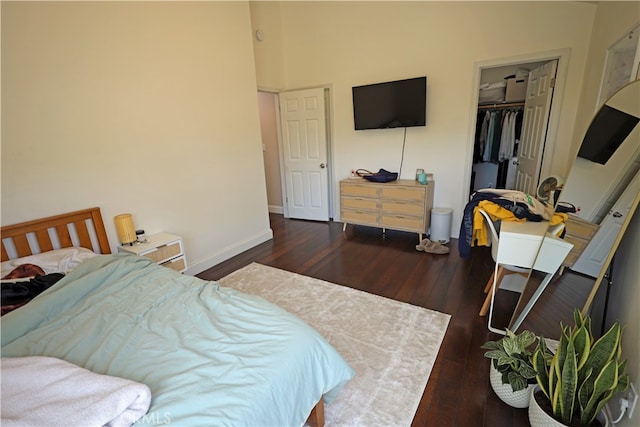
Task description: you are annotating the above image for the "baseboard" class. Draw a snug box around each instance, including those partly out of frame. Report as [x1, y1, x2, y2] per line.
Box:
[184, 228, 274, 275]
[268, 205, 284, 214]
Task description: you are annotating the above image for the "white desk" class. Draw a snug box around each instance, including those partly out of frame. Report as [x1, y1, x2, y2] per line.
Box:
[487, 220, 574, 334]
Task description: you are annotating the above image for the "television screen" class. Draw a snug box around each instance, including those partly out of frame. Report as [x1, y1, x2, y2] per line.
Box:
[578, 105, 639, 165]
[352, 77, 426, 130]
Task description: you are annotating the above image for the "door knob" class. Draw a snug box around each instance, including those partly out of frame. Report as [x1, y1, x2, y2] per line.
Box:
[320, 163, 326, 168]
[512, 159, 520, 165]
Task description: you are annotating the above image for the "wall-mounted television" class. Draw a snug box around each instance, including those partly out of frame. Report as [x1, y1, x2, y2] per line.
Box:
[577, 105, 639, 165]
[352, 76, 426, 130]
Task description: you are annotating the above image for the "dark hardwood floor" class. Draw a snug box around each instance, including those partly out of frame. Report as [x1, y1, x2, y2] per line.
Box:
[197, 214, 590, 427]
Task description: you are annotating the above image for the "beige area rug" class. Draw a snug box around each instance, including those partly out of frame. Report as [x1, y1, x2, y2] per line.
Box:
[218, 262, 451, 426]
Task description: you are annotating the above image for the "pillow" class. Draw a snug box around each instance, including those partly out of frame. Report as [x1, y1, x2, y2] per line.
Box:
[0, 247, 99, 278]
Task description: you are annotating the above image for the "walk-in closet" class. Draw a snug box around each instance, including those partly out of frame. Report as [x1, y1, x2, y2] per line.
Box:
[472, 102, 524, 191]
[470, 60, 556, 194]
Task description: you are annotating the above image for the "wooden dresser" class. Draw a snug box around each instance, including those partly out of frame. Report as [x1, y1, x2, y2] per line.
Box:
[340, 178, 434, 242]
[561, 214, 600, 268]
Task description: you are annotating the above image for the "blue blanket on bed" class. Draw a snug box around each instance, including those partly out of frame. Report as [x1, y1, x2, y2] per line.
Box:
[1, 254, 354, 426]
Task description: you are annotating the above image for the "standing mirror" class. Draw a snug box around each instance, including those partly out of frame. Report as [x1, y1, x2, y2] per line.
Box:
[507, 78, 640, 336]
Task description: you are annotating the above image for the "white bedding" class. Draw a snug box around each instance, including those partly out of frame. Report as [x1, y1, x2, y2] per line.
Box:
[1, 247, 98, 279]
[1, 356, 151, 427]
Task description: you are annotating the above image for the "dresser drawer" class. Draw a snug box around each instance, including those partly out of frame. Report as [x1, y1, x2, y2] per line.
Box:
[565, 216, 599, 240]
[160, 255, 186, 272]
[380, 186, 425, 202]
[342, 197, 378, 211]
[563, 251, 580, 267]
[381, 214, 424, 231]
[381, 200, 424, 215]
[341, 209, 378, 225]
[341, 183, 379, 198]
[144, 240, 182, 263]
[563, 235, 589, 254]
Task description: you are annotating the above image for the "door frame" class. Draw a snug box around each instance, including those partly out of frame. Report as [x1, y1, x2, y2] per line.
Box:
[259, 85, 335, 220]
[463, 48, 571, 208]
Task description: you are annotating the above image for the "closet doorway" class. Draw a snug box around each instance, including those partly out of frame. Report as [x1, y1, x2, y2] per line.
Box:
[470, 53, 565, 197]
[257, 88, 334, 221]
[257, 91, 284, 215]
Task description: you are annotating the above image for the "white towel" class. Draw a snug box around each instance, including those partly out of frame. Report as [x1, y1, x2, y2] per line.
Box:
[1, 356, 151, 427]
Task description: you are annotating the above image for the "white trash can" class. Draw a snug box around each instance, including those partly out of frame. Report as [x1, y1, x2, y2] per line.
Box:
[430, 208, 453, 244]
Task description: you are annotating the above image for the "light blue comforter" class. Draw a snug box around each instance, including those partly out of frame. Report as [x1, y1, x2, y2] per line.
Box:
[1, 254, 354, 426]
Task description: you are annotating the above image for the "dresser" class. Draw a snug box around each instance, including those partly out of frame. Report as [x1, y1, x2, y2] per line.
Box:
[561, 214, 600, 268]
[340, 179, 434, 242]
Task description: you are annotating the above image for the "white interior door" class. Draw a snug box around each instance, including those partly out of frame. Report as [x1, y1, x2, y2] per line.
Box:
[279, 88, 329, 221]
[515, 60, 558, 194]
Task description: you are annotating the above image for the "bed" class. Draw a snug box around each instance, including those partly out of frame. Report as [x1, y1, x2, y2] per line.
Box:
[1, 208, 354, 426]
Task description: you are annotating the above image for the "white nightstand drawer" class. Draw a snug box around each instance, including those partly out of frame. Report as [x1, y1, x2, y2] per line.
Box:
[118, 232, 187, 272]
[160, 255, 186, 273]
[144, 241, 182, 264]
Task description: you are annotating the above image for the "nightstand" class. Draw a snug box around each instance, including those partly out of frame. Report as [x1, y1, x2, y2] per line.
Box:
[118, 232, 187, 273]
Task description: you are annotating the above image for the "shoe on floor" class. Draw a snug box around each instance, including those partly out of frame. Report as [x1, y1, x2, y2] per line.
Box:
[416, 238, 449, 254]
[415, 238, 431, 252]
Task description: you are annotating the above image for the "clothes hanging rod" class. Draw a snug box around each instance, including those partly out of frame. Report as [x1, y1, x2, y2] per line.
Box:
[478, 102, 525, 110]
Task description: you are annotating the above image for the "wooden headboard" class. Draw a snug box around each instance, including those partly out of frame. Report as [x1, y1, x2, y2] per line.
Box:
[1, 207, 111, 262]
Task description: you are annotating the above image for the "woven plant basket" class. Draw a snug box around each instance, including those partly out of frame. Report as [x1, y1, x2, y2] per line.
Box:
[528, 386, 609, 427]
[489, 364, 535, 408]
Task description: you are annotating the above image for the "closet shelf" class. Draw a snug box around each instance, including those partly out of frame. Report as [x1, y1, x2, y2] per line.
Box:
[478, 101, 525, 109]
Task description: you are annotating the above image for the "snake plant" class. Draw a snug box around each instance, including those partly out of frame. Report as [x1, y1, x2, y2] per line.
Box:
[482, 329, 538, 392]
[532, 309, 629, 426]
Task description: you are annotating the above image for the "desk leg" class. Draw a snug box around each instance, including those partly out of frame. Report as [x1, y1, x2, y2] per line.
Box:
[487, 263, 506, 336]
[509, 272, 556, 332]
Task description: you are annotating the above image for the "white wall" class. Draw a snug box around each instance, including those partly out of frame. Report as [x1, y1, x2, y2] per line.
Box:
[250, 1, 597, 233]
[1, 2, 272, 274]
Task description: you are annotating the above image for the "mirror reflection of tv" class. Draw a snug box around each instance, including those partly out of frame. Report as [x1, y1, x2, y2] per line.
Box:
[578, 105, 639, 165]
[352, 76, 426, 130]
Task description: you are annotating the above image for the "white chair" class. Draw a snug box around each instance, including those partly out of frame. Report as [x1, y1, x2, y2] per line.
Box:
[477, 208, 531, 316]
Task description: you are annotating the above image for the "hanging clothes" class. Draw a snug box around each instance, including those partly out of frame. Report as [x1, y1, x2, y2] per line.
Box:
[498, 110, 517, 161]
[475, 111, 490, 163]
[489, 110, 503, 161]
[482, 111, 495, 162]
[475, 106, 523, 164]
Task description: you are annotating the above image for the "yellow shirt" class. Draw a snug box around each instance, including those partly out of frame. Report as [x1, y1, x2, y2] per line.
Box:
[473, 201, 525, 247]
[473, 201, 568, 247]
